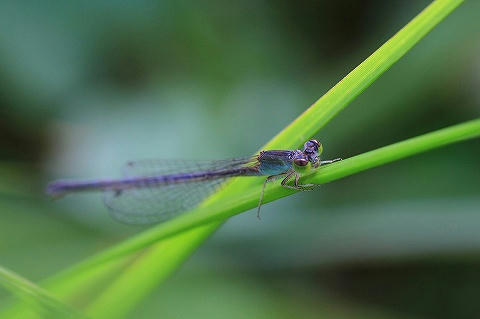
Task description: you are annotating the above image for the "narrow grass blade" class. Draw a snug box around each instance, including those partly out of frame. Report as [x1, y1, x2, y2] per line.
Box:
[261, 0, 465, 150]
[84, 223, 219, 318]
[0, 266, 87, 319]
[0, 0, 466, 318]
[45, 0, 465, 284]
[1, 258, 133, 319]
[83, 117, 480, 318]
[61, 118, 480, 266]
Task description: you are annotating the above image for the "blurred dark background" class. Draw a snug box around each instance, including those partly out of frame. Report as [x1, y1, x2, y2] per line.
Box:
[1, 0, 479, 318]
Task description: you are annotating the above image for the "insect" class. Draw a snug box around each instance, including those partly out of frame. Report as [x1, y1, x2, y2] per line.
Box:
[46, 139, 341, 224]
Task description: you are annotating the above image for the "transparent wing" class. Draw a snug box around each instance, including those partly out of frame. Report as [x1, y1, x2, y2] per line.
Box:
[104, 157, 257, 225]
[121, 157, 257, 177]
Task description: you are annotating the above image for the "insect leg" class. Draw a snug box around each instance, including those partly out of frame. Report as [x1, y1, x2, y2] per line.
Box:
[280, 171, 316, 191]
[320, 158, 342, 165]
[280, 171, 300, 190]
[294, 174, 317, 191]
[257, 173, 287, 219]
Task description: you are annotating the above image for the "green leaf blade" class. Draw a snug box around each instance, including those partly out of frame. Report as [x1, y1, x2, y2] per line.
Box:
[0, 266, 87, 319]
[0, 1, 469, 318]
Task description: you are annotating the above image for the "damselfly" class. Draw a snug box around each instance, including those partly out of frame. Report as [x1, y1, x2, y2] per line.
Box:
[46, 139, 341, 224]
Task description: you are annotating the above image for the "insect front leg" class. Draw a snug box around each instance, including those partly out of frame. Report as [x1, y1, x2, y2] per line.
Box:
[279, 171, 317, 191]
[293, 174, 317, 191]
[280, 171, 303, 191]
[320, 158, 342, 165]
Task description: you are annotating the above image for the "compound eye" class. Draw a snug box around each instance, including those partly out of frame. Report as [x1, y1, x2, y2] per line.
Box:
[309, 139, 320, 147]
[305, 139, 320, 151]
[294, 158, 309, 167]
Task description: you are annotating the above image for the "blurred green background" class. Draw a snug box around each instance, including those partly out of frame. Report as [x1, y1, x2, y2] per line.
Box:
[1, 0, 480, 318]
